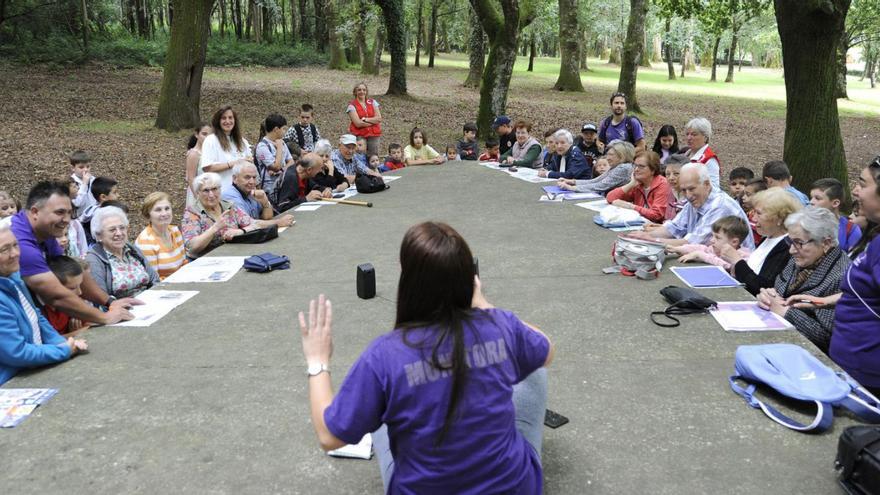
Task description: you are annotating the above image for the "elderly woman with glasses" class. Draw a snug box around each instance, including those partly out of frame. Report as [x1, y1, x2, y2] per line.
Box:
[557, 140, 636, 195]
[85, 206, 160, 299]
[182, 172, 255, 259]
[756, 207, 851, 354]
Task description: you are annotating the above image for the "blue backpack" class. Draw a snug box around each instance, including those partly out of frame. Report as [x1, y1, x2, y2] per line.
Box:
[730, 344, 880, 433]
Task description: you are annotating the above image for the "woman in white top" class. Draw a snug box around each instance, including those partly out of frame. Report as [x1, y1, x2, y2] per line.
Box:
[199, 105, 253, 190]
[722, 187, 803, 295]
[185, 123, 213, 208]
[683, 117, 720, 191]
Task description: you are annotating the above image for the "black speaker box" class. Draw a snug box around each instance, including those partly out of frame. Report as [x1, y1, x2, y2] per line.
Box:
[357, 263, 376, 299]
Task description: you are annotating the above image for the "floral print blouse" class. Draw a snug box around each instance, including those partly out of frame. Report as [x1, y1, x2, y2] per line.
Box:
[181, 199, 253, 259]
[109, 245, 152, 298]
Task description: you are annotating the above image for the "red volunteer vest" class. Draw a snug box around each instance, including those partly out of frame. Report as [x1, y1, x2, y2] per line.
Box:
[692, 146, 722, 176]
[348, 98, 382, 138]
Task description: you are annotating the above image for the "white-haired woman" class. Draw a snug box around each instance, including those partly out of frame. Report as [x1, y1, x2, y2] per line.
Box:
[310, 138, 349, 193]
[558, 140, 636, 194]
[757, 207, 851, 353]
[683, 117, 720, 190]
[537, 129, 590, 179]
[86, 206, 160, 299]
[182, 173, 255, 259]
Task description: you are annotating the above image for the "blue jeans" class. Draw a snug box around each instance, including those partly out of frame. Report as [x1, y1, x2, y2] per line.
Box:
[371, 368, 549, 493]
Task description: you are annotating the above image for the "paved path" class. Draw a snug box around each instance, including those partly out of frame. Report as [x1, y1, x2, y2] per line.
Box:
[1, 163, 850, 494]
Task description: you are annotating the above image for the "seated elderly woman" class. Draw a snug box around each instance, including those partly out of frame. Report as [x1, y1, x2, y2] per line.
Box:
[310, 139, 349, 194]
[605, 150, 671, 223]
[0, 222, 87, 384]
[756, 207, 851, 354]
[86, 206, 160, 299]
[135, 192, 187, 280]
[182, 173, 258, 259]
[557, 141, 636, 195]
[723, 187, 802, 295]
[537, 129, 590, 179]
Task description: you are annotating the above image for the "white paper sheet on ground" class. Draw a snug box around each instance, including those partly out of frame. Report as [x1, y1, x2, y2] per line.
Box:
[163, 256, 248, 283]
[0, 388, 58, 428]
[294, 204, 324, 211]
[327, 433, 373, 460]
[480, 161, 501, 169]
[509, 168, 556, 183]
[382, 175, 402, 183]
[575, 200, 611, 212]
[112, 290, 199, 327]
[710, 302, 795, 332]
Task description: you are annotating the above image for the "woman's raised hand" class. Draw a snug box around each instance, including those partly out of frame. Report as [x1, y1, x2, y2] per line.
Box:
[299, 294, 334, 365]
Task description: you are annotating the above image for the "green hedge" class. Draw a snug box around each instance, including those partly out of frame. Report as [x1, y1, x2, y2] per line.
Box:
[0, 35, 327, 68]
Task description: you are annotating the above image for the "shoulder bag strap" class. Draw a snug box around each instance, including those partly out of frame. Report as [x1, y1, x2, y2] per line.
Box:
[729, 375, 834, 433]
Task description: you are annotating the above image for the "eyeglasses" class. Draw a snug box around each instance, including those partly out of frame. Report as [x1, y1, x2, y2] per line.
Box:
[789, 238, 817, 250]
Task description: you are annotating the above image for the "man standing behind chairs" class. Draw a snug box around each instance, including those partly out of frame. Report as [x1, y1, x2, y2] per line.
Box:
[222, 162, 295, 228]
[597, 92, 646, 153]
[9, 181, 136, 325]
[331, 134, 380, 185]
[629, 163, 754, 248]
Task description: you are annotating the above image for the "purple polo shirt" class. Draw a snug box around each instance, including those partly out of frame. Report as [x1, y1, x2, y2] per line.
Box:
[324, 308, 549, 494]
[10, 211, 63, 277]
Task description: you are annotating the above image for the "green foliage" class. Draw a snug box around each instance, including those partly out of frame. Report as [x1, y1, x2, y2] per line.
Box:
[0, 34, 327, 67]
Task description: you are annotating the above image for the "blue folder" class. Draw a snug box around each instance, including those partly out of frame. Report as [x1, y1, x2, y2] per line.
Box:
[670, 265, 742, 288]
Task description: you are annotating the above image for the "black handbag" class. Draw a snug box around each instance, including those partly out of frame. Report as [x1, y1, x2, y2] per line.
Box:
[836, 426, 880, 495]
[226, 225, 278, 244]
[355, 174, 389, 193]
[650, 285, 718, 328]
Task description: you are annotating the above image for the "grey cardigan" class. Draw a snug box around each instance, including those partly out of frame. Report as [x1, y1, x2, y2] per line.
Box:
[86, 243, 160, 299]
[774, 246, 850, 353]
[574, 162, 634, 194]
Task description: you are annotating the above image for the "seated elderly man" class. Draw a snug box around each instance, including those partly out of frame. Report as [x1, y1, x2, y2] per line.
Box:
[537, 129, 591, 180]
[0, 221, 87, 385]
[273, 153, 330, 212]
[86, 206, 160, 299]
[331, 134, 381, 185]
[9, 181, 135, 325]
[631, 163, 754, 248]
[221, 162, 295, 228]
[757, 207, 850, 354]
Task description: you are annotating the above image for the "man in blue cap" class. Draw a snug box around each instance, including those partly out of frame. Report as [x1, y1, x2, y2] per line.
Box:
[492, 116, 517, 156]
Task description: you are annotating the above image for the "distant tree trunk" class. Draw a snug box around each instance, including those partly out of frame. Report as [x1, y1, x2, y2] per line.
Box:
[774, 0, 850, 193]
[252, 0, 262, 42]
[314, 0, 326, 51]
[362, 24, 382, 74]
[725, 32, 738, 82]
[376, 0, 407, 94]
[219, 0, 227, 36]
[464, 7, 484, 88]
[639, 30, 651, 67]
[415, 0, 424, 67]
[281, 0, 288, 41]
[470, 0, 521, 137]
[374, 25, 385, 67]
[608, 46, 620, 64]
[299, 0, 310, 41]
[81, 0, 89, 50]
[554, 0, 584, 91]
[835, 31, 848, 99]
[617, 0, 646, 111]
[428, 0, 438, 67]
[355, 0, 368, 65]
[652, 33, 661, 62]
[710, 35, 720, 81]
[326, 0, 345, 68]
[579, 30, 589, 70]
[155, 0, 213, 132]
[528, 33, 535, 71]
[234, 0, 243, 38]
[664, 18, 675, 80]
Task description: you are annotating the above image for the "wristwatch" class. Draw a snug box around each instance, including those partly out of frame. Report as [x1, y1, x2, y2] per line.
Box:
[105, 295, 117, 307]
[307, 362, 329, 377]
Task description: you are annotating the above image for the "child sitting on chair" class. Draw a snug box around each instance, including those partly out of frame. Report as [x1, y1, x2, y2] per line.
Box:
[478, 139, 500, 162]
[667, 216, 752, 271]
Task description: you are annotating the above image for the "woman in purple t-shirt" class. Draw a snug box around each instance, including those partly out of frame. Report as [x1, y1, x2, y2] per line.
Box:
[299, 222, 555, 494]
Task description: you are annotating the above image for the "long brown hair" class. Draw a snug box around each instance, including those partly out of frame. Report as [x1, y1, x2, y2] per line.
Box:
[395, 222, 476, 444]
[211, 105, 244, 153]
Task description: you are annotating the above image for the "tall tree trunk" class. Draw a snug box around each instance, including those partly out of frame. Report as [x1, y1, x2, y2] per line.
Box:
[81, 0, 89, 50]
[219, 0, 227, 36]
[664, 17, 675, 80]
[639, 29, 651, 67]
[376, 0, 407, 94]
[326, 0, 345, 68]
[428, 0, 439, 67]
[725, 32, 738, 82]
[835, 30, 848, 99]
[234, 0, 243, 38]
[470, 0, 521, 137]
[155, 0, 213, 132]
[252, 0, 262, 43]
[362, 23, 381, 74]
[652, 33, 662, 62]
[579, 30, 589, 70]
[314, 0, 326, 51]
[374, 25, 385, 68]
[617, 0, 646, 111]
[554, 0, 584, 91]
[774, 0, 850, 193]
[463, 6, 484, 88]
[298, 0, 310, 40]
[415, 0, 423, 67]
[354, 0, 368, 65]
[528, 33, 535, 72]
[710, 35, 720, 81]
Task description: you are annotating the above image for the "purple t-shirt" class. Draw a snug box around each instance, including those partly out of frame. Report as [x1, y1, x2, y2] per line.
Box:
[10, 211, 63, 277]
[830, 235, 880, 388]
[324, 308, 550, 495]
[599, 116, 644, 145]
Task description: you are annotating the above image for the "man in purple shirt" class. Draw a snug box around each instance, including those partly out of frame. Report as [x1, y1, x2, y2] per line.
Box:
[10, 181, 135, 325]
[597, 92, 646, 153]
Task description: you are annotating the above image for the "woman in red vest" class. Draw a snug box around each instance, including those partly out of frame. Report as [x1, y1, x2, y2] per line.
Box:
[684, 117, 721, 192]
[346, 82, 383, 157]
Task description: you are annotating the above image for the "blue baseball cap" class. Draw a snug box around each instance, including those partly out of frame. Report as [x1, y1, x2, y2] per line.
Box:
[492, 116, 512, 129]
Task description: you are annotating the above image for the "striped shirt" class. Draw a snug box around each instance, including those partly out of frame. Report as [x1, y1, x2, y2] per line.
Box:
[134, 225, 187, 280]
